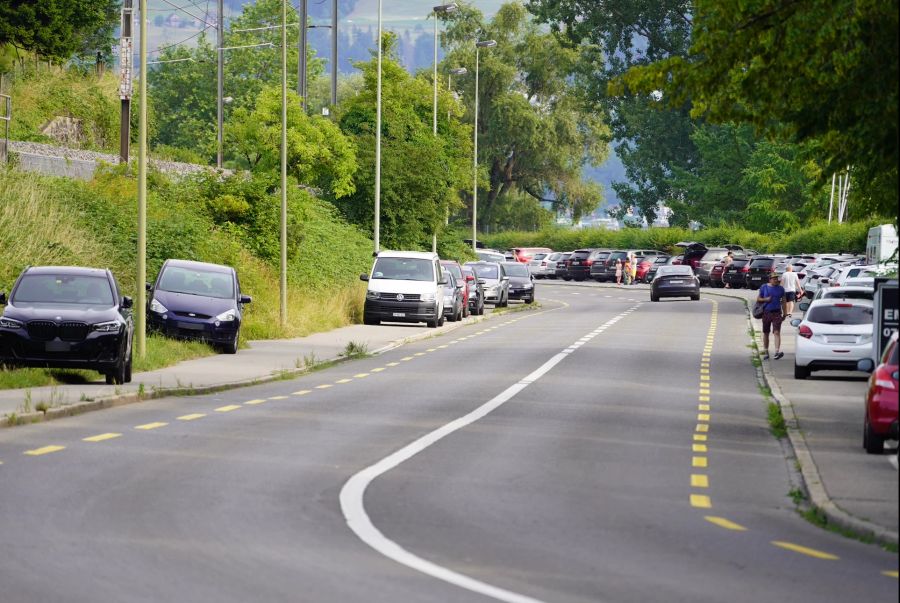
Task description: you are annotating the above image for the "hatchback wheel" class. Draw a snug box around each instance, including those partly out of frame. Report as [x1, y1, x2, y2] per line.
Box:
[863, 414, 885, 454]
[794, 362, 810, 380]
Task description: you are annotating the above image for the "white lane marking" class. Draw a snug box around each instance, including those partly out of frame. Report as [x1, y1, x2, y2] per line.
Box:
[340, 305, 639, 603]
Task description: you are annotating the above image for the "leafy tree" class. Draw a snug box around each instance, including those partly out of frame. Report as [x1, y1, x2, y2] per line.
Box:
[620, 0, 898, 218]
[335, 33, 473, 250]
[148, 0, 324, 160]
[0, 0, 119, 62]
[443, 2, 609, 226]
[526, 0, 694, 223]
[226, 86, 356, 200]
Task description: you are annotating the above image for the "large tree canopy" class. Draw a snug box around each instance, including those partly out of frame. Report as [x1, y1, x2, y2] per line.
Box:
[0, 0, 118, 61]
[618, 0, 898, 218]
[443, 2, 609, 226]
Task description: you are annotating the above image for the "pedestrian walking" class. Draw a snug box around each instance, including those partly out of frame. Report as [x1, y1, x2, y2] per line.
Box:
[629, 255, 637, 284]
[623, 258, 632, 285]
[780, 264, 803, 317]
[615, 259, 623, 285]
[722, 251, 734, 288]
[757, 273, 787, 360]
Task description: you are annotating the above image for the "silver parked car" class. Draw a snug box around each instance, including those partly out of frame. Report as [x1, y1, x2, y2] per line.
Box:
[465, 261, 509, 307]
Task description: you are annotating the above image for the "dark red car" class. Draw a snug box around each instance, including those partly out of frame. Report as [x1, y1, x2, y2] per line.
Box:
[708, 262, 726, 288]
[859, 333, 899, 454]
[635, 258, 653, 282]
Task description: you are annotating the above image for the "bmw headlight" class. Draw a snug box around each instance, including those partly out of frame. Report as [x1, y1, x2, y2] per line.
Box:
[93, 321, 121, 333]
[366, 290, 380, 300]
[0, 316, 23, 329]
[215, 310, 236, 322]
[420, 293, 436, 302]
[150, 298, 168, 314]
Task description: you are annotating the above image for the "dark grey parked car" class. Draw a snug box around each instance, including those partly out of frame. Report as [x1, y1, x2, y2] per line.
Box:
[465, 261, 509, 307]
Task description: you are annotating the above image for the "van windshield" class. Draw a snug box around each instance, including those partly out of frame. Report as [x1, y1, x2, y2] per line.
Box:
[372, 258, 435, 282]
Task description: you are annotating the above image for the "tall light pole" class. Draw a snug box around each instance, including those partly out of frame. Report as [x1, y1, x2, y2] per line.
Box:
[137, 0, 147, 357]
[430, 3, 457, 253]
[473, 39, 495, 253]
[298, 0, 307, 107]
[216, 0, 224, 168]
[331, 0, 338, 106]
[374, 0, 382, 254]
[280, 0, 288, 327]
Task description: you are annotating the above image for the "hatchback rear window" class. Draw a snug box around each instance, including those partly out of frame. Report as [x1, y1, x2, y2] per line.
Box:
[701, 250, 728, 261]
[442, 264, 463, 279]
[471, 264, 499, 278]
[822, 290, 873, 301]
[807, 305, 873, 325]
[570, 251, 591, 260]
[750, 258, 774, 268]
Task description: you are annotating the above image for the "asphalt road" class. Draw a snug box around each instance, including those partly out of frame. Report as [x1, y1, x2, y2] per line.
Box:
[0, 285, 896, 602]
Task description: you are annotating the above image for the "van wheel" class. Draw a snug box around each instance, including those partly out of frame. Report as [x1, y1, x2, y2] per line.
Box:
[427, 318, 439, 328]
[364, 315, 379, 325]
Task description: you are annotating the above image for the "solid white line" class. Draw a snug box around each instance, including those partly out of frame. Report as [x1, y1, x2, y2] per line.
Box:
[340, 305, 639, 603]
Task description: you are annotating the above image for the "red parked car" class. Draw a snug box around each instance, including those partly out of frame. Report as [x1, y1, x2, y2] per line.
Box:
[439, 260, 470, 318]
[859, 333, 899, 454]
[635, 258, 653, 282]
[708, 262, 726, 288]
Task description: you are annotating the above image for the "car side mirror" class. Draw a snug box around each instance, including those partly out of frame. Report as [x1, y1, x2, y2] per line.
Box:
[798, 302, 809, 312]
[438, 277, 448, 285]
[145, 282, 152, 291]
[360, 273, 370, 282]
[501, 276, 509, 282]
[121, 296, 133, 309]
[456, 282, 464, 289]
[0, 292, 6, 305]
[820, 278, 829, 284]
[478, 279, 486, 285]
[790, 318, 801, 327]
[240, 294, 252, 304]
[857, 358, 875, 373]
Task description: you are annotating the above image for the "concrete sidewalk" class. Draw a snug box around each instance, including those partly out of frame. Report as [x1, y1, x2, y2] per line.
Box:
[1, 281, 896, 547]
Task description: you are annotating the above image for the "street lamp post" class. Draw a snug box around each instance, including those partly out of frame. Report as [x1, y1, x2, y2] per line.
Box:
[374, 0, 382, 254]
[280, 0, 288, 327]
[430, 3, 457, 253]
[448, 66, 466, 120]
[473, 39, 495, 254]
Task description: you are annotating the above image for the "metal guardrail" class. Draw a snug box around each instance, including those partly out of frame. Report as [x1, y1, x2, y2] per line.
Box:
[0, 94, 10, 164]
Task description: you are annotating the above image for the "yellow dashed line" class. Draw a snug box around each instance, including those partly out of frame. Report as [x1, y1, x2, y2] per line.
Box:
[371, 367, 386, 372]
[692, 456, 708, 468]
[690, 494, 712, 509]
[693, 434, 707, 442]
[696, 424, 709, 433]
[315, 384, 333, 390]
[24, 445, 65, 456]
[691, 474, 709, 488]
[245, 399, 268, 405]
[335, 379, 352, 384]
[293, 390, 312, 396]
[705, 516, 747, 531]
[700, 375, 710, 381]
[698, 404, 710, 411]
[426, 348, 437, 352]
[437, 345, 448, 349]
[414, 352, 426, 357]
[354, 373, 370, 378]
[698, 414, 710, 422]
[700, 368, 710, 374]
[699, 388, 710, 395]
[215, 405, 242, 412]
[771, 541, 839, 560]
[400, 357, 414, 362]
[882, 571, 899, 579]
[385, 362, 399, 367]
[246, 399, 266, 404]
[693, 444, 708, 453]
[83, 433, 122, 442]
[178, 413, 206, 421]
[269, 395, 288, 400]
[134, 422, 167, 430]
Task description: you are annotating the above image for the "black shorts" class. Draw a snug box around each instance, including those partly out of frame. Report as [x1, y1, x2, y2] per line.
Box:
[785, 291, 797, 302]
[762, 310, 783, 335]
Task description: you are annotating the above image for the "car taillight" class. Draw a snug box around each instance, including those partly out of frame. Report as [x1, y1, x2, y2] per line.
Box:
[834, 303, 852, 308]
[799, 325, 813, 339]
[585, 259, 593, 266]
[741, 266, 750, 272]
[875, 367, 898, 391]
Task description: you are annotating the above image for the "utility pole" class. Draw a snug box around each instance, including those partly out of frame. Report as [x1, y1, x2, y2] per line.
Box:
[280, 0, 288, 327]
[118, 0, 134, 164]
[298, 0, 307, 108]
[331, 0, 338, 106]
[137, 0, 148, 357]
[216, 0, 224, 168]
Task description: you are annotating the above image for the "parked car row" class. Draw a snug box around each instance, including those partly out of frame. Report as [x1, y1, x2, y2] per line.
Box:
[360, 251, 537, 328]
[0, 259, 252, 384]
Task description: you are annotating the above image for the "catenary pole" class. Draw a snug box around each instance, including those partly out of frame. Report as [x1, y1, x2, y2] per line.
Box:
[280, 0, 288, 326]
[137, 0, 147, 357]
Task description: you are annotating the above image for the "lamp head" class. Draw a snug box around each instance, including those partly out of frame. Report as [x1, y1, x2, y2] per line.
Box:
[476, 39, 497, 48]
[450, 67, 468, 75]
[433, 3, 458, 13]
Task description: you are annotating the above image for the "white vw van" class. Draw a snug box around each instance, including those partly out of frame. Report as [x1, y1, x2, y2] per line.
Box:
[360, 251, 447, 327]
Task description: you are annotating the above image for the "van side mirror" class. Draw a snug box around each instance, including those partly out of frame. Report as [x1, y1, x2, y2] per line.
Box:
[240, 295, 252, 304]
[0, 292, 6, 305]
[121, 296, 133, 309]
[360, 273, 370, 282]
[857, 358, 875, 373]
[145, 282, 152, 291]
[438, 277, 448, 285]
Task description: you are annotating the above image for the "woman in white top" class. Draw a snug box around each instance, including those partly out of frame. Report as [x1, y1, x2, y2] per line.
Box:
[780, 264, 803, 317]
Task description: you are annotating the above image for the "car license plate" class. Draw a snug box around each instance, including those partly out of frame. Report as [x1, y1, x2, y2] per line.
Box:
[45, 341, 71, 352]
[177, 321, 205, 331]
[669, 279, 684, 284]
[392, 312, 406, 317]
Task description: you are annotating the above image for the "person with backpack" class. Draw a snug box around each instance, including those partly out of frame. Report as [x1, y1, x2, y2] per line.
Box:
[757, 273, 787, 360]
[623, 258, 632, 285]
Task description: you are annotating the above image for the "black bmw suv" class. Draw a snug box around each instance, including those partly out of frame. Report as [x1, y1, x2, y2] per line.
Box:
[0, 266, 134, 384]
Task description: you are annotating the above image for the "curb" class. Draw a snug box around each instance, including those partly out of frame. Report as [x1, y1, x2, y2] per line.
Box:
[2, 303, 532, 429]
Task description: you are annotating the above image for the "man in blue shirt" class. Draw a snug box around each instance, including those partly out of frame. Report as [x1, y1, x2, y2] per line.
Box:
[757, 273, 787, 360]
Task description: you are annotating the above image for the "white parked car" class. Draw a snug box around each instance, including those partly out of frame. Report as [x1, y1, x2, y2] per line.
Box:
[527, 252, 553, 278]
[828, 264, 879, 288]
[799, 285, 874, 313]
[791, 298, 874, 379]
